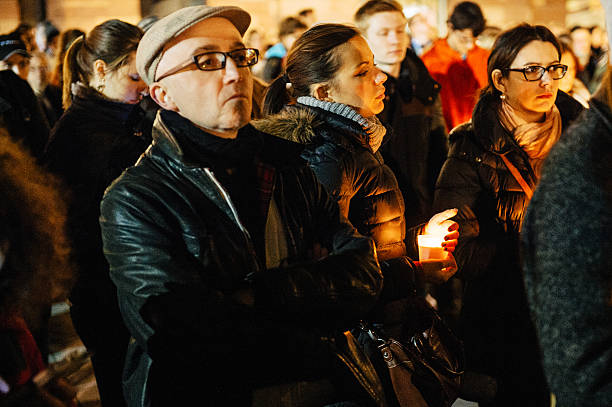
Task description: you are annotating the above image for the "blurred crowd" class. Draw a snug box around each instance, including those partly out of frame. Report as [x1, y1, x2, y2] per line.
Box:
[1, 9, 608, 127]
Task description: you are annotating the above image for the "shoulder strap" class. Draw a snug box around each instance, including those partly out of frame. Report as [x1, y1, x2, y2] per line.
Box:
[499, 153, 533, 199]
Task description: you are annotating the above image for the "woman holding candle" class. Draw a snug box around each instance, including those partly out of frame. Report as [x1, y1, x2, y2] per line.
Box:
[432, 24, 583, 405]
[258, 23, 459, 293]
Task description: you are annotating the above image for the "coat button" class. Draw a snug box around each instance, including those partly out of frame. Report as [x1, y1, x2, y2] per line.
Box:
[427, 96, 433, 101]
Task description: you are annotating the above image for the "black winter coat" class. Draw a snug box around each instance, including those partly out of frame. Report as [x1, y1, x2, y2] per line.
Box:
[432, 91, 583, 405]
[42, 85, 151, 407]
[522, 98, 612, 406]
[255, 104, 418, 262]
[378, 48, 448, 227]
[43, 85, 151, 335]
[99, 111, 383, 407]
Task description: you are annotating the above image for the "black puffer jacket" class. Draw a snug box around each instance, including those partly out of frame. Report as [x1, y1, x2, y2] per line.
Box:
[432, 90, 583, 404]
[99, 111, 383, 407]
[255, 104, 418, 261]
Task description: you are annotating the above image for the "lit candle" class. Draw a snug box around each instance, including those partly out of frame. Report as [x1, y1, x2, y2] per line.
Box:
[417, 234, 447, 260]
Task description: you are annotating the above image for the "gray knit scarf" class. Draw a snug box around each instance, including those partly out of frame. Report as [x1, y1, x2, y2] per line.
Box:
[296, 96, 386, 152]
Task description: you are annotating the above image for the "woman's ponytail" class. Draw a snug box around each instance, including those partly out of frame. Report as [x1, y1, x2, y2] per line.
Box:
[62, 36, 84, 109]
[263, 74, 292, 116]
[262, 24, 359, 117]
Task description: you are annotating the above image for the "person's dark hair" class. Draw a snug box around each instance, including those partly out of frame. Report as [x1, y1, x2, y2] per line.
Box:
[50, 28, 85, 88]
[569, 25, 588, 34]
[354, 0, 404, 31]
[448, 1, 486, 37]
[0, 128, 73, 332]
[10, 23, 35, 52]
[11, 22, 32, 36]
[263, 24, 360, 115]
[482, 23, 561, 99]
[279, 17, 307, 39]
[58, 28, 86, 54]
[62, 19, 142, 109]
[298, 8, 314, 18]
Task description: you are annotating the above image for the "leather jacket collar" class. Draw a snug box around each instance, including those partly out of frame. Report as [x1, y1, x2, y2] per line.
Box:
[151, 109, 304, 170]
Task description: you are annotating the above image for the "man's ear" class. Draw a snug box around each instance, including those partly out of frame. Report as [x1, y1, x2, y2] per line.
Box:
[311, 83, 331, 101]
[491, 69, 506, 94]
[150, 82, 178, 112]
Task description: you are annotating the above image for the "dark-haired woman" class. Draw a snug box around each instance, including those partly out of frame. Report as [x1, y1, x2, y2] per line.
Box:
[432, 24, 583, 405]
[42, 19, 149, 407]
[257, 24, 459, 329]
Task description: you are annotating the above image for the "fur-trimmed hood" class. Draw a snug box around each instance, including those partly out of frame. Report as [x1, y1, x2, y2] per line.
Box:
[253, 104, 371, 151]
[253, 106, 319, 144]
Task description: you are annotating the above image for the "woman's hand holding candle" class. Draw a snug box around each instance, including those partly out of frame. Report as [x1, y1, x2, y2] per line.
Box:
[423, 208, 459, 253]
[415, 208, 460, 284]
[419, 254, 458, 284]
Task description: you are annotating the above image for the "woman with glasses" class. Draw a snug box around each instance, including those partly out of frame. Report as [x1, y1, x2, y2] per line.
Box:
[432, 24, 583, 406]
[42, 19, 150, 407]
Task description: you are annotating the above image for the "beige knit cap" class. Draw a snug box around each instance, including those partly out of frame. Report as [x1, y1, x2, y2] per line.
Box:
[136, 5, 251, 84]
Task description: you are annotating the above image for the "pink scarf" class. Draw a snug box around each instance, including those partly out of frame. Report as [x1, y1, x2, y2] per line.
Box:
[498, 99, 562, 178]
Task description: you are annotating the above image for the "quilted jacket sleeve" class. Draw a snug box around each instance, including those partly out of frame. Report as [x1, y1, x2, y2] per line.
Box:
[433, 141, 507, 281]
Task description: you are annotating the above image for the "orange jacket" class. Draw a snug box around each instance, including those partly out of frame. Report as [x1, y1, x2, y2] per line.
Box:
[422, 38, 489, 131]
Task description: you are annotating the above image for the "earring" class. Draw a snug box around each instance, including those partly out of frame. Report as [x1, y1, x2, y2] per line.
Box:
[500, 93, 506, 100]
[96, 78, 105, 92]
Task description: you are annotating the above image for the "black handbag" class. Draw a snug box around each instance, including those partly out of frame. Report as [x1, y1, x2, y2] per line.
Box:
[358, 295, 464, 407]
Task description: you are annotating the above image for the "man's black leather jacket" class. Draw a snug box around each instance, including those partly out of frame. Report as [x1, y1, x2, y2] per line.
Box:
[99, 112, 383, 406]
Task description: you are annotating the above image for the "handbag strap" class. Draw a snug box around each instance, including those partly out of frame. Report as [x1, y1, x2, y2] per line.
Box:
[499, 152, 533, 199]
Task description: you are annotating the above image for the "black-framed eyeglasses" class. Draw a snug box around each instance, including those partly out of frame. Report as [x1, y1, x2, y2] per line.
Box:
[504, 64, 568, 81]
[155, 48, 259, 81]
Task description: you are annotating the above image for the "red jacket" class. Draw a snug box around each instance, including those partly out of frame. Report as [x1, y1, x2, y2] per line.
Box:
[422, 38, 489, 131]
